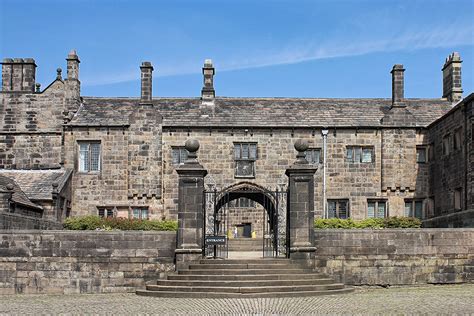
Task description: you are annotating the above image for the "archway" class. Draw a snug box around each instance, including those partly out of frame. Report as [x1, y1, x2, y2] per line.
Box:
[203, 182, 287, 259]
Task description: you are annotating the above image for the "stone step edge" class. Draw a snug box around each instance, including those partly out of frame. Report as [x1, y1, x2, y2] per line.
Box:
[136, 287, 354, 298]
[145, 283, 345, 293]
[157, 278, 334, 285]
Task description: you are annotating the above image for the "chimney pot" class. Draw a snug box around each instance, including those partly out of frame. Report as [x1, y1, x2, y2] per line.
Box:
[201, 59, 215, 102]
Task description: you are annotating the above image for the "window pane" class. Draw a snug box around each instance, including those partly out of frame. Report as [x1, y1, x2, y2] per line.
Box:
[179, 148, 188, 164]
[242, 144, 249, 159]
[142, 209, 148, 219]
[338, 201, 348, 219]
[377, 202, 386, 218]
[172, 148, 180, 165]
[234, 144, 241, 159]
[346, 148, 353, 161]
[415, 201, 423, 219]
[90, 143, 101, 171]
[305, 150, 313, 163]
[354, 147, 362, 163]
[328, 201, 336, 218]
[362, 148, 372, 163]
[405, 202, 413, 217]
[98, 208, 105, 218]
[249, 144, 257, 159]
[133, 209, 140, 219]
[417, 148, 426, 163]
[367, 202, 375, 218]
[314, 149, 321, 163]
[79, 144, 89, 172]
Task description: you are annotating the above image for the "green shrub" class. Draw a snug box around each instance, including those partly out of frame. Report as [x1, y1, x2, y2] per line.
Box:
[63, 215, 178, 231]
[383, 216, 421, 228]
[314, 216, 421, 229]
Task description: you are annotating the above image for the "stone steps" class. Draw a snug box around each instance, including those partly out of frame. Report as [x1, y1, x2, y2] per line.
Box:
[136, 258, 353, 298]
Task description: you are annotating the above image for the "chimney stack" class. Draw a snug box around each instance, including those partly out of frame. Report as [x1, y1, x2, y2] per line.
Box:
[1, 58, 36, 92]
[391, 64, 405, 107]
[201, 59, 215, 102]
[140, 61, 153, 103]
[442, 52, 463, 103]
[66, 49, 80, 81]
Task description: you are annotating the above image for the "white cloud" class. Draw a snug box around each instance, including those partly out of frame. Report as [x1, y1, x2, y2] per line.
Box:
[82, 22, 473, 87]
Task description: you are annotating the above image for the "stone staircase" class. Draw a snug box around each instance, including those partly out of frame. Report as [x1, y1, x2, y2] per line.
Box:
[228, 238, 263, 252]
[136, 258, 353, 298]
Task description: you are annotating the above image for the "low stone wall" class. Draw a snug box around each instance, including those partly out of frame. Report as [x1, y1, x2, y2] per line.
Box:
[0, 213, 63, 230]
[0, 230, 176, 294]
[314, 229, 474, 286]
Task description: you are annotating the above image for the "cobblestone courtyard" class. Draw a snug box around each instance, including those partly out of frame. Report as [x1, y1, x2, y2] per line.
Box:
[0, 284, 473, 315]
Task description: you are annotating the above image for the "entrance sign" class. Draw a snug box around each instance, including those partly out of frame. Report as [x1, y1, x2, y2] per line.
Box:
[206, 235, 226, 245]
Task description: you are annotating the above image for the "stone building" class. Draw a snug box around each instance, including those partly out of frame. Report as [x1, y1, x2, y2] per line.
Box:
[0, 50, 472, 230]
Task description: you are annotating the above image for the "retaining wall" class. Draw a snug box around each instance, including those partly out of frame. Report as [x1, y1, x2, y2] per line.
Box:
[314, 229, 474, 286]
[0, 230, 176, 294]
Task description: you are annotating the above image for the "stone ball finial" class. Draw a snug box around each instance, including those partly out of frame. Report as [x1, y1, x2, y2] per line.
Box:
[56, 68, 62, 79]
[294, 139, 309, 153]
[185, 139, 200, 153]
[6, 184, 14, 191]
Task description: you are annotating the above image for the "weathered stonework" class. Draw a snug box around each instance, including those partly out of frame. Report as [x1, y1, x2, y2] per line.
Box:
[314, 229, 474, 285]
[0, 51, 472, 229]
[0, 230, 175, 294]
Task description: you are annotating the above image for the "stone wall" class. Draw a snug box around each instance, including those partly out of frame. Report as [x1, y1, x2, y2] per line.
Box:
[0, 76, 79, 170]
[0, 230, 176, 294]
[428, 98, 473, 226]
[314, 229, 474, 286]
[0, 213, 62, 230]
[162, 127, 429, 220]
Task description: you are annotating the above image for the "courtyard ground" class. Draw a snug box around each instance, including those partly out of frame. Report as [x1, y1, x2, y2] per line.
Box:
[0, 284, 472, 315]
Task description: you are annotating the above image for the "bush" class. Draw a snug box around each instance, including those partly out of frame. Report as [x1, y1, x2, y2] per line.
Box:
[63, 216, 178, 231]
[314, 216, 421, 229]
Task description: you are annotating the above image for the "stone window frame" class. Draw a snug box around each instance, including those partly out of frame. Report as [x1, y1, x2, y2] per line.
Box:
[233, 142, 258, 178]
[305, 148, 322, 165]
[367, 199, 388, 218]
[97, 206, 115, 218]
[404, 199, 424, 219]
[77, 141, 101, 173]
[171, 146, 188, 166]
[453, 128, 462, 151]
[416, 145, 428, 163]
[442, 134, 451, 156]
[346, 146, 375, 163]
[327, 199, 350, 219]
[454, 187, 463, 211]
[131, 207, 149, 220]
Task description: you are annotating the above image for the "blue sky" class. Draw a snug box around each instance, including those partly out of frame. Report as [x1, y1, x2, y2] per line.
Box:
[0, 0, 473, 98]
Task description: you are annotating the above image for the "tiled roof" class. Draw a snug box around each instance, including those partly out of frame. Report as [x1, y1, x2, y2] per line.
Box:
[0, 169, 72, 201]
[0, 175, 42, 210]
[68, 97, 453, 128]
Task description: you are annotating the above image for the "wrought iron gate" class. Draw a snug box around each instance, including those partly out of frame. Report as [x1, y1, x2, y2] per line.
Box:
[203, 187, 289, 259]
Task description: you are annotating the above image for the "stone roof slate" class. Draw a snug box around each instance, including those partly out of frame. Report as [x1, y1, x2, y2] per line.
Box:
[69, 97, 453, 128]
[0, 175, 42, 210]
[0, 169, 72, 201]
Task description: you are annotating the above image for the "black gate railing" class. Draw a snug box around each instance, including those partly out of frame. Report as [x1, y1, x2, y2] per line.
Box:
[203, 187, 288, 259]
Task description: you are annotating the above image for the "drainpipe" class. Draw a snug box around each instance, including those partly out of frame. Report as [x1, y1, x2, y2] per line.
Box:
[322, 129, 329, 219]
